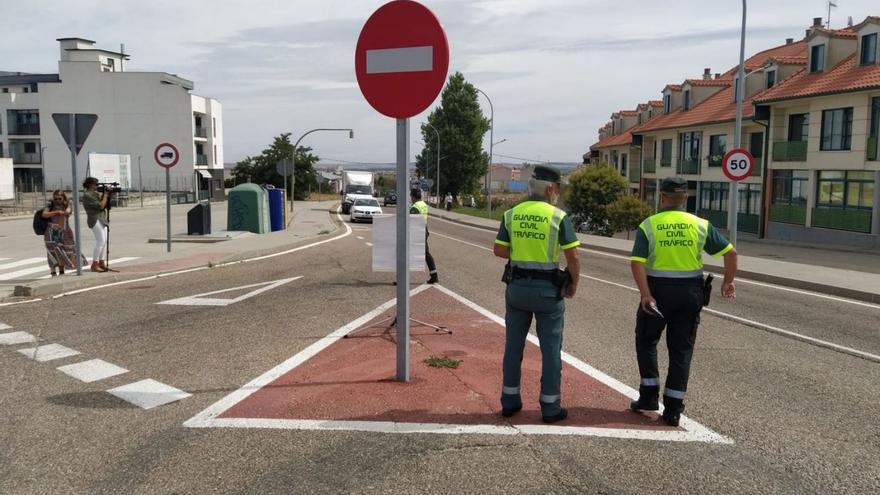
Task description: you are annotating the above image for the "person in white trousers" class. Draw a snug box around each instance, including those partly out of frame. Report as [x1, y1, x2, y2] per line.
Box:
[81, 177, 113, 272]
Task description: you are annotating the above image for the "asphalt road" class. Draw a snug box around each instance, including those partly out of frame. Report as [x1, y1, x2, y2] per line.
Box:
[0, 206, 878, 494]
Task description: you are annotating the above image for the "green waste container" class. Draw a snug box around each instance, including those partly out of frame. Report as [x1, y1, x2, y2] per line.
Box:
[227, 184, 270, 234]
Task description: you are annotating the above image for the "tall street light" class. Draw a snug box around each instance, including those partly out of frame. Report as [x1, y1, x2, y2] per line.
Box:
[475, 87, 494, 219]
[290, 128, 354, 212]
[423, 122, 440, 204]
[728, 0, 747, 246]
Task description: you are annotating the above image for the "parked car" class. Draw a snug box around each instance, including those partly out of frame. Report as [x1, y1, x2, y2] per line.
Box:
[350, 198, 383, 223]
[383, 191, 397, 206]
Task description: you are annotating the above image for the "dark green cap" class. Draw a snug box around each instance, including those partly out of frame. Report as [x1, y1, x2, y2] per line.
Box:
[532, 165, 562, 183]
[660, 177, 688, 193]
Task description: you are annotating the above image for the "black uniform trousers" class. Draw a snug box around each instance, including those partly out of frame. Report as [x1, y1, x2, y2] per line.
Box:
[425, 230, 437, 275]
[635, 276, 703, 412]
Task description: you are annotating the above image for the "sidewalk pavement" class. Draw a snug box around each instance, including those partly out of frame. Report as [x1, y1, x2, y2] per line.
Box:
[430, 208, 880, 304]
[0, 200, 340, 302]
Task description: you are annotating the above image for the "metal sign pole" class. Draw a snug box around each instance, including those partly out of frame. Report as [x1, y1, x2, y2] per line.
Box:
[729, 0, 747, 246]
[396, 118, 411, 382]
[68, 114, 83, 276]
[165, 167, 171, 252]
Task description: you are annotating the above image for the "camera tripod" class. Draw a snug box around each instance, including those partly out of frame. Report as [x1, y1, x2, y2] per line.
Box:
[343, 313, 452, 339]
[101, 203, 118, 273]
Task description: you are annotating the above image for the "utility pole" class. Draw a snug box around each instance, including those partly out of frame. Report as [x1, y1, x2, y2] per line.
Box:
[476, 88, 494, 219]
[728, 0, 747, 246]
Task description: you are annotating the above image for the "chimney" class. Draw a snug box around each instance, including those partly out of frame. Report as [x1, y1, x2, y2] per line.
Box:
[714, 73, 721, 79]
[703, 68, 712, 80]
[786, 38, 794, 45]
[812, 17, 823, 28]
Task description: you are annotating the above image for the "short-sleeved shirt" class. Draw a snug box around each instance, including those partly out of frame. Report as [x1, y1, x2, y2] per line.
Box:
[631, 208, 732, 262]
[495, 199, 580, 252]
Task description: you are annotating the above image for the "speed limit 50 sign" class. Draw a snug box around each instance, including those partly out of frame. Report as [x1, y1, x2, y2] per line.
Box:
[722, 148, 755, 181]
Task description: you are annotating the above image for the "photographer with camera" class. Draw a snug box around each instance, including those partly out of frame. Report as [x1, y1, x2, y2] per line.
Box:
[82, 177, 115, 273]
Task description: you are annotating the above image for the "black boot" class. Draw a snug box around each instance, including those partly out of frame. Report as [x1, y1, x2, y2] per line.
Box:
[542, 408, 568, 424]
[630, 385, 659, 412]
[661, 397, 684, 427]
[427, 273, 439, 284]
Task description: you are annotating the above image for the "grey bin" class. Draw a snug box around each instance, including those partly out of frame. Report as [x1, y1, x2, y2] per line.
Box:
[187, 201, 212, 235]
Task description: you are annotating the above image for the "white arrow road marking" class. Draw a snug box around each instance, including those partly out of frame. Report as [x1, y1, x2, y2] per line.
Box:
[156, 276, 303, 307]
[366, 46, 433, 74]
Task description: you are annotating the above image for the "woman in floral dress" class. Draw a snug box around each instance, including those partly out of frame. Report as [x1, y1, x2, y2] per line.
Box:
[42, 190, 76, 276]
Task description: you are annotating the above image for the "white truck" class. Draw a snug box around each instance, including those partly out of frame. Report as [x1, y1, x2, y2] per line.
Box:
[341, 170, 375, 214]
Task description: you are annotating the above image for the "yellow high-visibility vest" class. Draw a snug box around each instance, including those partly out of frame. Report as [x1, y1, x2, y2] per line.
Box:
[411, 200, 429, 218]
[504, 200, 566, 271]
[639, 210, 709, 278]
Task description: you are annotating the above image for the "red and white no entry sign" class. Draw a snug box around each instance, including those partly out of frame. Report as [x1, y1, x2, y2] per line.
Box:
[355, 0, 450, 119]
[154, 143, 180, 169]
[722, 148, 754, 181]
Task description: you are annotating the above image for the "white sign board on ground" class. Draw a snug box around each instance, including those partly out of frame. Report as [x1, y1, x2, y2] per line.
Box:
[372, 214, 426, 272]
[0, 158, 13, 200]
[88, 153, 132, 189]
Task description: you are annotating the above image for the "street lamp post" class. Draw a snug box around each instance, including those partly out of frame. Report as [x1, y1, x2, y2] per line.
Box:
[290, 128, 354, 212]
[728, 0, 747, 246]
[475, 87, 494, 219]
[423, 122, 440, 205]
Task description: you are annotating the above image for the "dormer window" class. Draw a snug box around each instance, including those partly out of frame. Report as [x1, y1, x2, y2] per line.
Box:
[664, 94, 671, 113]
[861, 33, 878, 65]
[810, 44, 825, 73]
[648, 108, 653, 118]
[766, 70, 777, 89]
[683, 90, 691, 110]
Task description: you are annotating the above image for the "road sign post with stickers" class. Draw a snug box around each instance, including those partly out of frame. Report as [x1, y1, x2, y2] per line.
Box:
[356, 0, 449, 382]
[154, 143, 180, 253]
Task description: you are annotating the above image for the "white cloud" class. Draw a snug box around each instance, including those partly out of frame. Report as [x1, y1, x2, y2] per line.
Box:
[1, 0, 876, 163]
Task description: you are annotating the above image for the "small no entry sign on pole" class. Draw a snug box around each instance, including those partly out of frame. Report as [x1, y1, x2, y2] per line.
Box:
[356, 0, 449, 383]
[722, 148, 754, 182]
[154, 142, 180, 252]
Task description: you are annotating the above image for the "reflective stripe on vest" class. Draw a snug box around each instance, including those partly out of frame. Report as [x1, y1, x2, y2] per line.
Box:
[640, 210, 708, 278]
[505, 201, 565, 271]
[411, 201, 429, 219]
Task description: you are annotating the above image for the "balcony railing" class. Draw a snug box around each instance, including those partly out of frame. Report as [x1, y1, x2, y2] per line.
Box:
[812, 208, 872, 233]
[750, 157, 763, 177]
[677, 157, 700, 175]
[12, 152, 41, 164]
[196, 154, 209, 166]
[9, 123, 40, 136]
[660, 156, 672, 167]
[643, 158, 656, 174]
[194, 127, 207, 138]
[708, 154, 724, 167]
[630, 166, 641, 184]
[772, 141, 808, 162]
[868, 136, 878, 161]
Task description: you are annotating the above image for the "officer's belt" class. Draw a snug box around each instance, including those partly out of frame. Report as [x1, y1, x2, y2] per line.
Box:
[647, 275, 703, 287]
[510, 267, 558, 282]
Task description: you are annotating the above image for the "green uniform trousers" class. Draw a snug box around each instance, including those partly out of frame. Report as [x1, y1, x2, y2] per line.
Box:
[501, 278, 565, 416]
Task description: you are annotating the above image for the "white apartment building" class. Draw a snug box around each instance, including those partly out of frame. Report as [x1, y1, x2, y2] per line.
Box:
[0, 37, 224, 198]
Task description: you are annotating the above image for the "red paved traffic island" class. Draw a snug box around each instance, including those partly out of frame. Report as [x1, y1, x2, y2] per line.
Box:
[185, 285, 730, 444]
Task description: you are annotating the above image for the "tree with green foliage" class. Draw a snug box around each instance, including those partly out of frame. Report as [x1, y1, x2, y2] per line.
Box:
[230, 133, 319, 200]
[415, 72, 490, 199]
[607, 194, 654, 239]
[565, 163, 629, 236]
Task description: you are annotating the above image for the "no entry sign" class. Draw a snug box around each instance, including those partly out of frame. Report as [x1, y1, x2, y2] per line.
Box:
[355, 0, 450, 119]
[722, 148, 754, 181]
[154, 143, 180, 169]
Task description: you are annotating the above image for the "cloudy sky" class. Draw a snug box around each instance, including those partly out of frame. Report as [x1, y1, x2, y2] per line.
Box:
[3, 0, 877, 165]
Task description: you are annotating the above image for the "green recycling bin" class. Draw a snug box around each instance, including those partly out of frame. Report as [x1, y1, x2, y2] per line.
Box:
[227, 184, 270, 234]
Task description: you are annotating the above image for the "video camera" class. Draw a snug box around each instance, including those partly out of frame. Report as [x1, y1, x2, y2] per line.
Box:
[97, 182, 122, 194]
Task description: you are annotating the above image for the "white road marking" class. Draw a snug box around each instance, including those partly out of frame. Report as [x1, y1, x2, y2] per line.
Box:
[108, 379, 191, 410]
[435, 230, 880, 364]
[157, 276, 302, 307]
[366, 46, 433, 74]
[357, 236, 364, 240]
[0, 331, 35, 345]
[17, 343, 81, 362]
[3, 257, 141, 281]
[0, 323, 11, 330]
[185, 284, 730, 444]
[365, 242, 374, 247]
[0, 257, 45, 271]
[432, 215, 880, 310]
[57, 359, 128, 383]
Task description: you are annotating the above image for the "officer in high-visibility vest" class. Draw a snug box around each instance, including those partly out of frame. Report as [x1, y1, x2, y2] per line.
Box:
[630, 177, 738, 426]
[410, 188, 439, 284]
[493, 165, 581, 423]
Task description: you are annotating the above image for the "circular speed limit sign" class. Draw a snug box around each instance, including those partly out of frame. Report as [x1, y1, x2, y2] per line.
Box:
[722, 148, 755, 181]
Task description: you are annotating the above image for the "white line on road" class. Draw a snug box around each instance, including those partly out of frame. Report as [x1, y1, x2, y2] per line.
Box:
[17, 343, 81, 362]
[0, 323, 11, 330]
[157, 277, 302, 307]
[0, 331, 35, 345]
[433, 230, 880, 364]
[0, 257, 45, 271]
[431, 215, 880, 310]
[2, 257, 141, 281]
[365, 242, 373, 247]
[108, 379, 191, 410]
[357, 236, 364, 240]
[57, 359, 129, 383]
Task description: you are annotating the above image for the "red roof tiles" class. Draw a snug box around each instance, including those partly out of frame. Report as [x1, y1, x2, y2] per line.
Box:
[722, 39, 807, 76]
[649, 100, 664, 108]
[754, 53, 880, 103]
[808, 27, 858, 40]
[685, 79, 732, 88]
